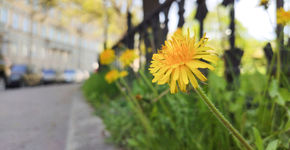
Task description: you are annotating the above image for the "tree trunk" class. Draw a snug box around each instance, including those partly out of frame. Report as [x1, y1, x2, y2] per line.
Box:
[142, 0, 160, 19]
[142, 0, 161, 68]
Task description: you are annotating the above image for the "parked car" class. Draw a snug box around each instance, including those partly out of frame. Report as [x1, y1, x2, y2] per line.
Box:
[63, 70, 76, 83]
[75, 70, 90, 83]
[0, 73, 5, 90]
[42, 69, 56, 84]
[82, 70, 90, 80]
[75, 70, 85, 83]
[0, 55, 8, 90]
[5, 65, 27, 87]
[22, 67, 42, 86]
[55, 70, 65, 83]
[5, 65, 42, 88]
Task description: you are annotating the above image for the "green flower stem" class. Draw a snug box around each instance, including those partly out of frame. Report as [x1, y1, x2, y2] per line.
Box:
[138, 70, 176, 128]
[115, 80, 131, 102]
[195, 86, 253, 150]
[138, 70, 158, 96]
[153, 89, 169, 102]
[117, 78, 154, 136]
[276, 31, 283, 83]
[119, 77, 136, 101]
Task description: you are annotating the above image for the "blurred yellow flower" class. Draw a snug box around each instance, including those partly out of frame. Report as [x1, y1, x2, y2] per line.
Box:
[149, 30, 218, 94]
[277, 8, 290, 25]
[105, 69, 128, 84]
[119, 71, 128, 77]
[100, 49, 115, 65]
[120, 49, 138, 67]
[259, 0, 269, 7]
[147, 47, 152, 53]
[105, 70, 119, 84]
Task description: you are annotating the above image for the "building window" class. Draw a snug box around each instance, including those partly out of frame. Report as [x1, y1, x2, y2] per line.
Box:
[64, 33, 68, 44]
[23, 18, 30, 32]
[42, 25, 46, 37]
[0, 8, 8, 23]
[71, 36, 76, 46]
[12, 13, 19, 29]
[49, 27, 54, 39]
[32, 22, 38, 34]
[57, 32, 61, 42]
[83, 40, 88, 49]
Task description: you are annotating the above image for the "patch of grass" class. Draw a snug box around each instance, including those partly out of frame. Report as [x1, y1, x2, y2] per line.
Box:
[82, 71, 289, 150]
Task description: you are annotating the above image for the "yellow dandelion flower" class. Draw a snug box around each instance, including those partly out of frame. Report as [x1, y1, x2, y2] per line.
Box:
[169, 28, 184, 40]
[149, 30, 218, 94]
[100, 49, 116, 65]
[277, 8, 290, 25]
[105, 70, 128, 84]
[174, 28, 183, 36]
[105, 70, 119, 84]
[120, 49, 138, 67]
[119, 71, 128, 77]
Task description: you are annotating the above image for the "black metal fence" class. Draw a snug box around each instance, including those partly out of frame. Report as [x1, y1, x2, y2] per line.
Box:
[112, 0, 184, 65]
[110, 0, 289, 85]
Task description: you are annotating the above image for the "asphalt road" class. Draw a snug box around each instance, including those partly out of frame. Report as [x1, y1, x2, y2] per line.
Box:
[0, 84, 116, 150]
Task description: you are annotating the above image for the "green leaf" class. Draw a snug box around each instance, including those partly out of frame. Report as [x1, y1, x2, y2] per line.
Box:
[253, 127, 264, 150]
[127, 138, 139, 147]
[275, 94, 285, 106]
[285, 110, 290, 129]
[208, 72, 226, 91]
[269, 79, 278, 98]
[265, 140, 279, 150]
[150, 105, 158, 118]
[268, 80, 285, 106]
[279, 88, 290, 102]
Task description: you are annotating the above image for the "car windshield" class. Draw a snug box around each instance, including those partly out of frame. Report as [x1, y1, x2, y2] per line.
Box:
[64, 70, 75, 74]
[11, 65, 27, 73]
[42, 70, 56, 74]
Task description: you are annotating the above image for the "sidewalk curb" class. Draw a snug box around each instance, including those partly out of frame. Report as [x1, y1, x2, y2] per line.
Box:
[65, 91, 116, 150]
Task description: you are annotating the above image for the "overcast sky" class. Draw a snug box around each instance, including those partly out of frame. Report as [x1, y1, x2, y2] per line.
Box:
[167, 0, 289, 41]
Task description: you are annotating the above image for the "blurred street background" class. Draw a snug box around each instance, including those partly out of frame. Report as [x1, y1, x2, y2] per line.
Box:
[0, 0, 289, 150]
[0, 1, 113, 149]
[0, 84, 117, 150]
[0, 0, 98, 90]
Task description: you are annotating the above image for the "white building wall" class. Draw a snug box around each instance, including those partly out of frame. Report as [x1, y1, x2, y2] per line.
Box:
[0, 0, 99, 72]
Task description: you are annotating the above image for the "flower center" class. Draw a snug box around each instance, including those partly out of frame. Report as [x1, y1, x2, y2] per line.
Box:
[163, 46, 195, 66]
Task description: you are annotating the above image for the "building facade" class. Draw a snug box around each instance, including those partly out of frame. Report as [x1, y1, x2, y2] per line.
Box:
[0, 0, 99, 72]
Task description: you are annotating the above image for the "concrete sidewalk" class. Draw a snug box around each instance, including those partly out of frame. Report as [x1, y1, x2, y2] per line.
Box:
[66, 90, 116, 150]
[0, 85, 117, 150]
